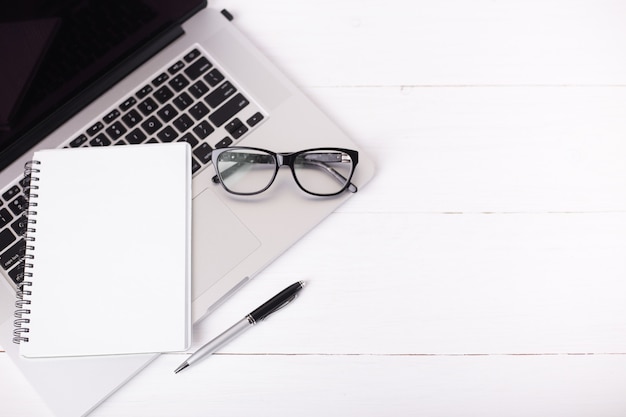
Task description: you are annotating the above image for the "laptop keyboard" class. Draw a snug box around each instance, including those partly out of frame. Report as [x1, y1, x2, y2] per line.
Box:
[0, 46, 265, 286]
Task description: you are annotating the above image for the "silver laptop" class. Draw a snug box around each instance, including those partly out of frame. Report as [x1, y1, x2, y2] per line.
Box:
[0, 1, 374, 416]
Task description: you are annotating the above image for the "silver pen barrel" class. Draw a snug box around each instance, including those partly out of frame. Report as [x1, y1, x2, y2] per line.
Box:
[186, 316, 253, 367]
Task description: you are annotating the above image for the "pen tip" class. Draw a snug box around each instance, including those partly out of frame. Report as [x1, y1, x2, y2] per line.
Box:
[174, 362, 189, 374]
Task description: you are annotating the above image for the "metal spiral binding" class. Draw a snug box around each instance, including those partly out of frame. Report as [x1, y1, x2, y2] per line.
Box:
[13, 160, 40, 344]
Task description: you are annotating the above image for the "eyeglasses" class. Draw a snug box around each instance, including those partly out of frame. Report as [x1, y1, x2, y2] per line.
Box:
[210, 147, 359, 196]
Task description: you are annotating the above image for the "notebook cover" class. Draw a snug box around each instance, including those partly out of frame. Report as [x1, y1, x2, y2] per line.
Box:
[18, 143, 191, 357]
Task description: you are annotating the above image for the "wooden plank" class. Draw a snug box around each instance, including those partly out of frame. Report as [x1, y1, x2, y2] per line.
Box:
[3, 351, 626, 416]
[212, 0, 626, 86]
[87, 354, 626, 417]
[299, 86, 626, 213]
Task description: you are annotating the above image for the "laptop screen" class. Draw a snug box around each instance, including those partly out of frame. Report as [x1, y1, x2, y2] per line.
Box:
[0, 0, 206, 170]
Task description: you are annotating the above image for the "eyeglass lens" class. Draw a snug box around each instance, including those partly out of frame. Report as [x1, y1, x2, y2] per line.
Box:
[214, 148, 356, 195]
[293, 149, 355, 195]
[215, 148, 277, 194]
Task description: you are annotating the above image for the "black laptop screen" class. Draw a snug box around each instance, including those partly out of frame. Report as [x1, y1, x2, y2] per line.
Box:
[0, 0, 205, 170]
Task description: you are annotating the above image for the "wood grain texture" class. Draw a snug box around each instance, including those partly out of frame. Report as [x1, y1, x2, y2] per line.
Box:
[3, 0, 626, 415]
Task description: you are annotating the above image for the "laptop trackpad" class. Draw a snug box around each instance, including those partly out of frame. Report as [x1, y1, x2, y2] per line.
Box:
[191, 188, 260, 300]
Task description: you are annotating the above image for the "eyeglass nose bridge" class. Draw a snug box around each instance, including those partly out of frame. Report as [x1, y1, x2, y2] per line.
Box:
[274, 152, 296, 168]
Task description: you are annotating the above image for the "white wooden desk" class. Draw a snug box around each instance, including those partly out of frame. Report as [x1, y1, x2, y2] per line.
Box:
[3, 0, 626, 415]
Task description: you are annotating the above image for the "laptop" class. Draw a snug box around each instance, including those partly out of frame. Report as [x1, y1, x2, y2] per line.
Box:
[0, 1, 374, 416]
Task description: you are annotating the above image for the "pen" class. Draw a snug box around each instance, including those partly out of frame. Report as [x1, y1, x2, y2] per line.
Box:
[174, 281, 305, 373]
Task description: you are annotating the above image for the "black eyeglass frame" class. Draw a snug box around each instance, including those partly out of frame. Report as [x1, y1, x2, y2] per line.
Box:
[210, 146, 359, 196]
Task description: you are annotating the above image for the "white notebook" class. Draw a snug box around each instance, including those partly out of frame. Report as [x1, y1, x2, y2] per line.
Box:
[15, 143, 192, 358]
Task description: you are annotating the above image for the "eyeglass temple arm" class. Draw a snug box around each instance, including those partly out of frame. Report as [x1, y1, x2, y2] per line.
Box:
[211, 153, 275, 183]
[212, 162, 243, 183]
[300, 158, 358, 193]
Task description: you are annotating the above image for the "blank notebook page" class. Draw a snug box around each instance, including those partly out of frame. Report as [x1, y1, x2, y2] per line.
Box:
[20, 143, 191, 358]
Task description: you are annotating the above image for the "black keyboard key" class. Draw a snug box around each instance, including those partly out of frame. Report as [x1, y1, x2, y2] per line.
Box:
[0, 228, 16, 252]
[8, 263, 24, 284]
[152, 72, 169, 86]
[0, 207, 13, 227]
[205, 81, 237, 108]
[8, 195, 27, 215]
[247, 112, 264, 127]
[156, 104, 178, 123]
[178, 132, 198, 148]
[141, 116, 163, 135]
[168, 60, 185, 74]
[146, 137, 159, 144]
[168, 74, 190, 92]
[184, 49, 201, 63]
[173, 92, 193, 110]
[173, 113, 194, 133]
[136, 84, 153, 99]
[209, 94, 249, 127]
[154, 85, 174, 104]
[188, 80, 209, 98]
[191, 158, 201, 174]
[215, 137, 233, 148]
[184, 57, 212, 80]
[86, 121, 104, 136]
[3, 185, 20, 202]
[89, 133, 111, 146]
[204, 68, 224, 87]
[120, 97, 137, 112]
[192, 120, 214, 139]
[122, 109, 143, 127]
[157, 126, 179, 142]
[125, 128, 147, 144]
[0, 240, 24, 271]
[11, 215, 27, 235]
[19, 176, 30, 189]
[138, 97, 158, 115]
[114, 140, 128, 146]
[188, 102, 209, 120]
[105, 121, 127, 140]
[103, 109, 121, 124]
[69, 134, 88, 147]
[193, 142, 213, 164]
[225, 118, 248, 139]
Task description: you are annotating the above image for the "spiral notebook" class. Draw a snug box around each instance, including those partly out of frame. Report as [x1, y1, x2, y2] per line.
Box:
[15, 143, 192, 358]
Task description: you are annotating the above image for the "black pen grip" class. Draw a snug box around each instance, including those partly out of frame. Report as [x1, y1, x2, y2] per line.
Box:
[249, 281, 303, 322]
